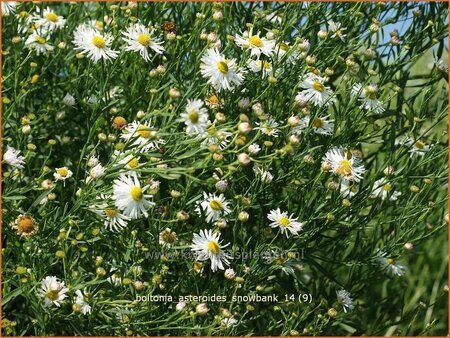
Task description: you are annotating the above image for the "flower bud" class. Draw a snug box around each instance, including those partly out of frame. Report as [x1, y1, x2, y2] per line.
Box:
[238, 153, 251, 165]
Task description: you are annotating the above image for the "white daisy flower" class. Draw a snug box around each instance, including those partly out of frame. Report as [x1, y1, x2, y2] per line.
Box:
[408, 139, 430, 157]
[74, 290, 92, 315]
[267, 208, 303, 237]
[351, 83, 384, 114]
[371, 178, 401, 201]
[340, 180, 359, 199]
[112, 173, 155, 219]
[293, 115, 334, 135]
[235, 30, 275, 58]
[248, 143, 261, 154]
[200, 124, 232, 150]
[63, 93, 76, 106]
[3, 146, 25, 169]
[247, 59, 272, 77]
[266, 12, 283, 25]
[73, 24, 119, 62]
[253, 165, 274, 184]
[122, 23, 165, 61]
[90, 197, 131, 232]
[200, 48, 245, 92]
[322, 147, 365, 182]
[179, 99, 210, 136]
[396, 136, 431, 157]
[53, 167, 73, 182]
[255, 117, 280, 137]
[159, 228, 177, 247]
[274, 41, 298, 63]
[39, 276, 69, 307]
[221, 317, 238, 329]
[298, 73, 336, 107]
[328, 20, 347, 41]
[88, 163, 105, 180]
[195, 192, 231, 223]
[336, 289, 354, 313]
[190, 229, 231, 272]
[25, 30, 54, 55]
[33, 7, 66, 32]
[111, 151, 141, 171]
[377, 250, 406, 277]
[1, 1, 16, 15]
[434, 56, 449, 73]
[121, 120, 164, 152]
[108, 269, 122, 286]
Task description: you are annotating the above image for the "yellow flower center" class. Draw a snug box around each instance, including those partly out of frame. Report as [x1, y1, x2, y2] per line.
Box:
[161, 230, 176, 244]
[278, 42, 289, 51]
[18, 217, 35, 233]
[216, 61, 229, 74]
[248, 35, 263, 47]
[56, 168, 68, 177]
[207, 124, 217, 136]
[382, 183, 391, 191]
[188, 111, 199, 124]
[137, 33, 151, 47]
[364, 87, 378, 100]
[386, 258, 395, 265]
[336, 159, 352, 176]
[127, 158, 139, 169]
[136, 125, 151, 139]
[208, 94, 219, 105]
[279, 216, 290, 227]
[45, 12, 58, 22]
[258, 60, 271, 69]
[92, 35, 106, 49]
[207, 241, 220, 254]
[312, 80, 325, 93]
[46, 290, 60, 301]
[34, 36, 46, 45]
[130, 186, 143, 201]
[414, 140, 425, 149]
[104, 208, 118, 218]
[113, 116, 127, 128]
[312, 117, 324, 128]
[209, 199, 222, 210]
